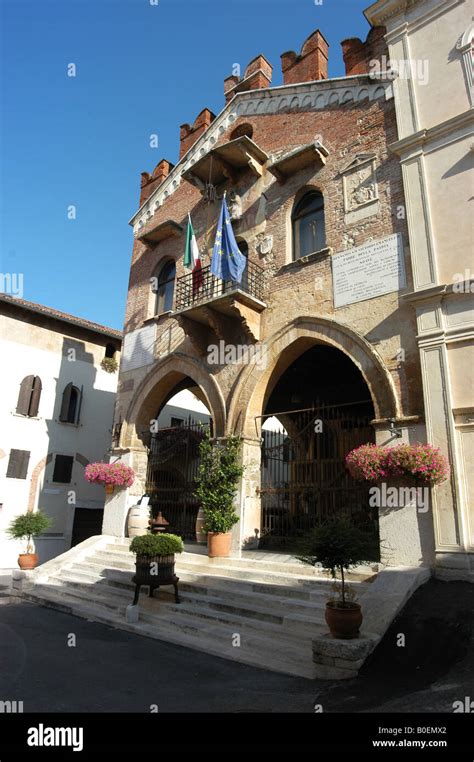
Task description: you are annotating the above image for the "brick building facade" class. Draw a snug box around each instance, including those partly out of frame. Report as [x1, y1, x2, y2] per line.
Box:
[103, 26, 437, 568]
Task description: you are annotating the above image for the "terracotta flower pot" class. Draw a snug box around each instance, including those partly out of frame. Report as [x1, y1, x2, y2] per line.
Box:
[18, 553, 39, 570]
[105, 484, 115, 495]
[325, 601, 362, 639]
[207, 531, 232, 558]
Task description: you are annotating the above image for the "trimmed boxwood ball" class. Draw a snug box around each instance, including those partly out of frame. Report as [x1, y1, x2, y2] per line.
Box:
[130, 533, 184, 557]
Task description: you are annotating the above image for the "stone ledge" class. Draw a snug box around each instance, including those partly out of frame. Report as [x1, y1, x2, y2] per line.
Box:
[277, 247, 332, 273]
[312, 567, 431, 679]
[361, 566, 431, 638]
[312, 632, 377, 679]
[312, 633, 376, 662]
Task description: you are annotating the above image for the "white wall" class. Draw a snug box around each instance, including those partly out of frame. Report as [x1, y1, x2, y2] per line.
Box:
[0, 313, 119, 568]
[156, 390, 211, 428]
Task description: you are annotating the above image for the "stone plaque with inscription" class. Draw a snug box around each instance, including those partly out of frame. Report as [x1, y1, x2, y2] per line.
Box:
[121, 324, 156, 372]
[332, 233, 406, 308]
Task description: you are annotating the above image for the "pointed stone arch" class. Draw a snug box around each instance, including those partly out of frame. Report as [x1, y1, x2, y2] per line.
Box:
[121, 352, 226, 448]
[228, 316, 399, 438]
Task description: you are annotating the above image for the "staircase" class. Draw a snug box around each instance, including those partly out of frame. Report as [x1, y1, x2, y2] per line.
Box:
[19, 536, 374, 679]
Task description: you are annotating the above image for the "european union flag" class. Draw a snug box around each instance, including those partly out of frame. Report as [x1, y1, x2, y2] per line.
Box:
[210, 195, 247, 283]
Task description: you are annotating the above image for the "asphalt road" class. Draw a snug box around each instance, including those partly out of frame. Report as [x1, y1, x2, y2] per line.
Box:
[0, 579, 472, 713]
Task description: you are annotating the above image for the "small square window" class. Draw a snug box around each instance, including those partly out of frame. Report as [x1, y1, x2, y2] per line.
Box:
[52, 455, 74, 484]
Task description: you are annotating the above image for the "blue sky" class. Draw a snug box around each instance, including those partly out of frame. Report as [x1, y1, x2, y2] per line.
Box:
[0, 0, 371, 330]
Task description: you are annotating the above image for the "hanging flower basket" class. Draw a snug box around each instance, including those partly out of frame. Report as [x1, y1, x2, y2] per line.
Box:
[84, 462, 135, 489]
[346, 443, 449, 486]
[100, 357, 119, 374]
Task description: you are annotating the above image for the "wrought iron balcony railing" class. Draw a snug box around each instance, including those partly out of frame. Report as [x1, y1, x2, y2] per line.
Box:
[175, 260, 265, 311]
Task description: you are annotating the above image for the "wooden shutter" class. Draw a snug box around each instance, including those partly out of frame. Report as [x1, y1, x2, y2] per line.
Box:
[16, 376, 34, 416]
[6, 449, 31, 479]
[59, 383, 73, 422]
[29, 376, 42, 417]
[52, 455, 74, 483]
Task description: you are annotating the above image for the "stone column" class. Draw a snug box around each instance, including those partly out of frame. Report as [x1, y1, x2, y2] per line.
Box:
[101, 447, 149, 538]
[234, 436, 262, 553]
[418, 340, 468, 575]
[374, 418, 435, 567]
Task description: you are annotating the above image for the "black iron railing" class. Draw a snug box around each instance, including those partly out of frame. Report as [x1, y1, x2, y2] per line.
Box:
[175, 260, 265, 311]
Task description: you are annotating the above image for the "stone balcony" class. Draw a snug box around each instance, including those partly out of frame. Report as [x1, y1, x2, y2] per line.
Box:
[173, 261, 266, 351]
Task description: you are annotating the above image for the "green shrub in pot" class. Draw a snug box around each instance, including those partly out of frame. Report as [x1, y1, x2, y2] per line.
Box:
[129, 533, 184, 557]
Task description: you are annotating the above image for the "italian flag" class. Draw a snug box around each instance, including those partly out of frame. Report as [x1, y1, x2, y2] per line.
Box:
[184, 213, 203, 294]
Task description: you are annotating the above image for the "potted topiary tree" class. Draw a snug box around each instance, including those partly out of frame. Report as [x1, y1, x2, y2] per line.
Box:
[194, 433, 244, 558]
[7, 510, 53, 569]
[297, 517, 379, 639]
[129, 533, 184, 605]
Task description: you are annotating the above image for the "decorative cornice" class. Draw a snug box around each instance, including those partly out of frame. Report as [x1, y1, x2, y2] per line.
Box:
[402, 279, 474, 304]
[130, 74, 394, 235]
[364, 0, 413, 26]
[364, 0, 461, 28]
[389, 108, 474, 156]
[401, 284, 447, 303]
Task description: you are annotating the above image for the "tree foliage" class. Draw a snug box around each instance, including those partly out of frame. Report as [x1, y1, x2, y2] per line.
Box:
[194, 433, 244, 533]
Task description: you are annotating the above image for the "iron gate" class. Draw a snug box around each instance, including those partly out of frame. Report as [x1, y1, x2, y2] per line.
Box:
[145, 418, 210, 539]
[258, 402, 378, 548]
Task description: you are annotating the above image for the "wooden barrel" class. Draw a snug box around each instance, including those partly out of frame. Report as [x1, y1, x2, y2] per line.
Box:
[127, 504, 150, 538]
[195, 507, 207, 544]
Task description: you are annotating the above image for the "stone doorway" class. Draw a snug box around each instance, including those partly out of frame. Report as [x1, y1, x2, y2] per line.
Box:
[145, 416, 210, 540]
[257, 344, 378, 551]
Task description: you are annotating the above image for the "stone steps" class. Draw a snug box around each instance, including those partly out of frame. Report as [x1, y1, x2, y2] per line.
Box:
[56, 566, 329, 616]
[21, 582, 317, 679]
[105, 543, 376, 581]
[88, 550, 372, 592]
[20, 536, 377, 678]
[68, 559, 339, 603]
[46, 571, 328, 634]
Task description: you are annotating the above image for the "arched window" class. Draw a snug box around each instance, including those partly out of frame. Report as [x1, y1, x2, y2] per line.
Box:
[230, 123, 254, 141]
[292, 191, 325, 260]
[235, 239, 249, 290]
[59, 383, 82, 424]
[153, 260, 176, 315]
[16, 375, 42, 417]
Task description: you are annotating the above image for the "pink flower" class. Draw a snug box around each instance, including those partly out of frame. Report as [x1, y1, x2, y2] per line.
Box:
[346, 443, 450, 485]
[84, 462, 135, 488]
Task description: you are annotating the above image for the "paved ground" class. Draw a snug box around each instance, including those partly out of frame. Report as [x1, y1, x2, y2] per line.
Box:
[0, 579, 472, 713]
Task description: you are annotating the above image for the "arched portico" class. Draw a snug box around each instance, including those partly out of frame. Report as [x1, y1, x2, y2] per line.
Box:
[228, 316, 399, 438]
[228, 316, 401, 553]
[103, 353, 226, 539]
[121, 352, 226, 449]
